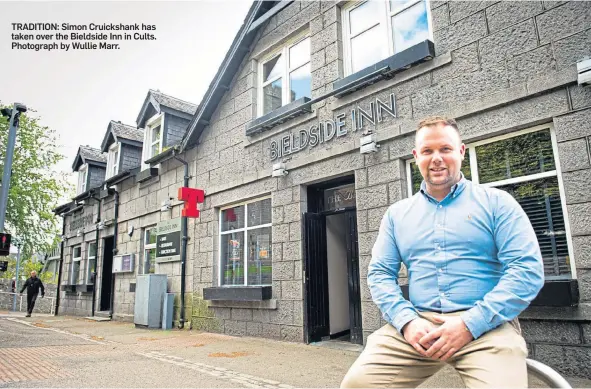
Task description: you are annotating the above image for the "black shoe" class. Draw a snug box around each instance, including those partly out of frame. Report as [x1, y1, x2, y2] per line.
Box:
[25, 314, 31, 317]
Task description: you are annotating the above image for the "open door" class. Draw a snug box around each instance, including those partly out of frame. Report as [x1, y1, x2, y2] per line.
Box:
[100, 236, 113, 311]
[346, 211, 363, 344]
[303, 212, 329, 343]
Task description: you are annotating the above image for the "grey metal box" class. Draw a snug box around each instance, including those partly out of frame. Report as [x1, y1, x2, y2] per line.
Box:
[134, 274, 167, 328]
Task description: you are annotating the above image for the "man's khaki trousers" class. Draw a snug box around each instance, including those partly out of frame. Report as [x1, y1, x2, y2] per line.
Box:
[341, 312, 528, 388]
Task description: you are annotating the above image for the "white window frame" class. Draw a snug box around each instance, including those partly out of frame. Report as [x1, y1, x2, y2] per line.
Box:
[218, 196, 273, 286]
[86, 241, 97, 284]
[71, 245, 82, 285]
[257, 33, 311, 117]
[142, 113, 164, 168]
[405, 124, 576, 279]
[77, 164, 88, 194]
[143, 226, 157, 274]
[106, 143, 121, 179]
[342, 0, 434, 76]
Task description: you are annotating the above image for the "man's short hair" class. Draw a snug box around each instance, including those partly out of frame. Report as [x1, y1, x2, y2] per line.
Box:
[416, 116, 461, 143]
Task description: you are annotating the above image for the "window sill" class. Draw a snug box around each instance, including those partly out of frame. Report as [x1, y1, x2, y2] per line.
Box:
[332, 40, 435, 98]
[136, 167, 159, 183]
[203, 286, 272, 301]
[245, 97, 312, 136]
[61, 284, 76, 293]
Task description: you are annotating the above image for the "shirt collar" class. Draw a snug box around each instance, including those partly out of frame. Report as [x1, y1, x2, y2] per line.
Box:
[419, 172, 467, 203]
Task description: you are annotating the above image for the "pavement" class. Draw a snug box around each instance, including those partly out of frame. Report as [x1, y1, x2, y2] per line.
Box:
[0, 311, 590, 388]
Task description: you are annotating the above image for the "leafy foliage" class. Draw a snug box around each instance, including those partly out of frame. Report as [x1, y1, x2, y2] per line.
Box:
[0, 256, 55, 284]
[0, 102, 72, 258]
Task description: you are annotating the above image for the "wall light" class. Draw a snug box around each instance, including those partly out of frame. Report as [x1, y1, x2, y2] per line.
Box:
[360, 133, 380, 154]
[272, 162, 288, 177]
[160, 198, 173, 212]
[577, 58, 591, 85]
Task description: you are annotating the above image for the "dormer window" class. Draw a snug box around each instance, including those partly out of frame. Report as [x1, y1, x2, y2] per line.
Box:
[106, 143, 120, 179]
[142, 113, 164, 167]
[77, 164, 88, 194]
[258, 36, 311, 117]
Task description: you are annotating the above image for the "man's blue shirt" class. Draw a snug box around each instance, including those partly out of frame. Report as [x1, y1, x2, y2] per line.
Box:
[368, 176, 544, 339]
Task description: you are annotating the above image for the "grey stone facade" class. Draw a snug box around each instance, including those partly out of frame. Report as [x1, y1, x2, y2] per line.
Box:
[53, 0, 591, 380]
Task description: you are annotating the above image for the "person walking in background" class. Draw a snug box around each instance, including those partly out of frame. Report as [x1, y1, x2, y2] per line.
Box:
[19, 270, 45, 317]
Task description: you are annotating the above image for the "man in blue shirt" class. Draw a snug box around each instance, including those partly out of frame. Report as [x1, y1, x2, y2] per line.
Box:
[341, 117, 544, 388]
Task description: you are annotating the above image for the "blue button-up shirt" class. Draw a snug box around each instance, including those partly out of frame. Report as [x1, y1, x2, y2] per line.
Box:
[368, 176, 544, 339]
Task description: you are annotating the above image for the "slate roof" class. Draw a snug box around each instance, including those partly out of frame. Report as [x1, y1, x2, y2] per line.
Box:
[150, 89, 198, 115]
[72, 145, 107, 171]
[110, 121, 144, 143]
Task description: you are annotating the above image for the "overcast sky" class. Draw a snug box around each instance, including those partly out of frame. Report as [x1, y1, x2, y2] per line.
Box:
[1, 0, 253, 190]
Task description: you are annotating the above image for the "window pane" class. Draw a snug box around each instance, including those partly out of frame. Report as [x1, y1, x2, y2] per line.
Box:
[351, 25, 384, 73]
[392, 1, 429, 53]
[221, 205, 245, 232]
[73, 246, 81, 259]
[263, 79, 283, 115]
[350, 1, 381, 36]
[289, 64, 311, 102]
[409, 150, 471, 195]
[87, 258, 96, 284]
[151, 142, 160, 157]
[145, 228, 157, 245]
[390, 0, 415, 13]
[476, 130, 555, 184]
[289, 38, 310, 69]
[146, 248, 156, 274]
[151, 125, 161, 142]
[496, 177, 570, 278]
[72, 261, 80, 284]
[89, 243, 97, 258]
[247, 227, 272, 286]
[221, 232, 245, 286]
[263, 54, 284, 82]
[247, 198, 272, 227]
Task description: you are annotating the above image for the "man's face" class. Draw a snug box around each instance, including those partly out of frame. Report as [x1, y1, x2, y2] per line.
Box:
[412, 123, 465, 190]
[31, 271, 37, 278]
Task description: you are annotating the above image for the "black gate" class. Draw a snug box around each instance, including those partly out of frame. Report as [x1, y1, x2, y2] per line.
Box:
[303, 212, 329, 343]
[346, 211, 363, 344]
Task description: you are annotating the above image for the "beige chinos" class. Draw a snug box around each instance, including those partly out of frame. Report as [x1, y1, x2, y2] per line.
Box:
[341, 311, 528, 388]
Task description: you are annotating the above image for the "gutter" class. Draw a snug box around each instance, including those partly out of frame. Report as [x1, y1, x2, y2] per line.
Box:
[172, 149, 190, 329]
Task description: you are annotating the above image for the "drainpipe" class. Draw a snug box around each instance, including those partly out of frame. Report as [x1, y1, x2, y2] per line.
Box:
[90, 193, 101, 317]
[109, 189, 120, 319]
[54, 216, 67, 316]
[173, 150, 189, 329]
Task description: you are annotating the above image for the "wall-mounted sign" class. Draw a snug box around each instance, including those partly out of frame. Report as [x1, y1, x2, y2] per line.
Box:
[270, 93, 396, 161]
[156, 217, 181, 263]
[69, 212, 94, 232]
[178, 187, 205, 218]
[324, 184, 356, 212]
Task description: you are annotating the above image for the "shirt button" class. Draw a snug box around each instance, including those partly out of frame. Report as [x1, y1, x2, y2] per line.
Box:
[438, 268, 443, 273]
[440, 292, 445, 297]
[438, 205, 442, 209]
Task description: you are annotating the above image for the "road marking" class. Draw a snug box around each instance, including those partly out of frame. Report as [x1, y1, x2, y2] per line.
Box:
[137, 350, 294, 388]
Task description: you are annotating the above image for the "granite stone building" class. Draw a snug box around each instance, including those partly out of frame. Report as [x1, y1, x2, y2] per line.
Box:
[54, 0, 591, 378]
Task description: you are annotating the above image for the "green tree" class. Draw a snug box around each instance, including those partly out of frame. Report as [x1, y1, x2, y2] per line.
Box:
[0, 102, 72, 258]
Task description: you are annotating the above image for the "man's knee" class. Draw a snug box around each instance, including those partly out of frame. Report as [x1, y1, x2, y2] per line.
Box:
[340, 365, 370, 388]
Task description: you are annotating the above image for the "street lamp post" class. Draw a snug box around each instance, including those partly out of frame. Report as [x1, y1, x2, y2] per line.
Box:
[0, 102, 27, 232]
[12, 241, 21, 311]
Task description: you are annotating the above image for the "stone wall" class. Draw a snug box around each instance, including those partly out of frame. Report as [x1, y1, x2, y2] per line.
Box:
[0, 279, 58, 314]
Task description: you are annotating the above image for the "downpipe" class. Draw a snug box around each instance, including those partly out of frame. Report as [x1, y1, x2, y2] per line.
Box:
[54, 218, 67, 316]
[173, 150, 189, 329]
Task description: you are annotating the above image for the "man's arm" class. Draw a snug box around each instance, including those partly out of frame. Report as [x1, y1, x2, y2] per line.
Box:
[368, 206, 419, 333]
[460, 190, 544, 339]
[40, 280, 45, 296]
[19, 279, 29, 294]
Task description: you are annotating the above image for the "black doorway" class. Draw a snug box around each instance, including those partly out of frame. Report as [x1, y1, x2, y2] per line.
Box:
[100, 236, 114, 311]
[303, 177, 363, 344]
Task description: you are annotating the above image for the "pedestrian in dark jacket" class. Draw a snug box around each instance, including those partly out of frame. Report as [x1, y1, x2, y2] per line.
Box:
[19, 271, 44, 317]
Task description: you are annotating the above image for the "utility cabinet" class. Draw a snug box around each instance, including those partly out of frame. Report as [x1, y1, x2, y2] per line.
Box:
[134, 274, 167, 328]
